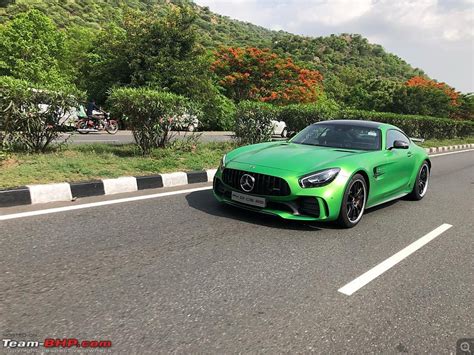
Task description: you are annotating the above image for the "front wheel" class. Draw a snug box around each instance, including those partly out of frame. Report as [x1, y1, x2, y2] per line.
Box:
[76, 120, 89, 134]
[409, 162, 430, 200]
[337, 174, 367, 228]
[106, 120, 119, 134]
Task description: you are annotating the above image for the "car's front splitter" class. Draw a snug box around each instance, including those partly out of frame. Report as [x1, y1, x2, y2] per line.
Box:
[213, 177, 338, 222]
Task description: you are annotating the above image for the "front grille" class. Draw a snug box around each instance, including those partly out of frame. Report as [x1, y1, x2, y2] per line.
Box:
[222, 168, 291, 196]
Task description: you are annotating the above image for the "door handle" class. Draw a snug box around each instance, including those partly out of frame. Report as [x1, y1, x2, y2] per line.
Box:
[407, 151, 413, 157]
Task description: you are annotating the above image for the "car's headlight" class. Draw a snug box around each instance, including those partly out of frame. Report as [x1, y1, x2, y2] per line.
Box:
[219, 154, 227, 171]
[299, 168, 341, 188]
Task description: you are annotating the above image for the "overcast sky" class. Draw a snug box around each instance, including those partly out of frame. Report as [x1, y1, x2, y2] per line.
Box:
[194, 0, 474, 93]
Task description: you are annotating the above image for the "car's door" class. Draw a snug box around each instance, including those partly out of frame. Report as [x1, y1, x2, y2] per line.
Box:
[382, 129, 416, 197]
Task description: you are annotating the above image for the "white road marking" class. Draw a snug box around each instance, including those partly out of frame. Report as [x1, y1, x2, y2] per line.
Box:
[0, 186, 213, 221]
[338, 223, 453, 296]
[429, 148, 474, 157]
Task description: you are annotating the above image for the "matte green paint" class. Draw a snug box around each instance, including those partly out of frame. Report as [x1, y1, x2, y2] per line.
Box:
[213, 122, 429, 221]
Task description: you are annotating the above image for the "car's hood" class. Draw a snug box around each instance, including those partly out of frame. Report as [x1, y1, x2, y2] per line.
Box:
[230, 142, 365, 173]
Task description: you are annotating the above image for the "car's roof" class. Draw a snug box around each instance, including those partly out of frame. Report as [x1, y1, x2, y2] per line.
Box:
[314, 120, 387, 129]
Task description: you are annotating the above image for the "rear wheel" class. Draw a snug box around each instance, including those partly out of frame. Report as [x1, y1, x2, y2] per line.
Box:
[281, 127, 288, 138]
[409, 162, 430, 200]
[337, 174, 367, 228]
[187, 123, 196, 132]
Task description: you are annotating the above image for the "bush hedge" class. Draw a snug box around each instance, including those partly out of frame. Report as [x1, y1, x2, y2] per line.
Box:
[270, 104, 473, 140]
[234, 101, 473, 144]
[0, 76, 82, 152]
[234, 101, 276, 145]
[108, 87, 195, 155]
[337, 110, 474, 139]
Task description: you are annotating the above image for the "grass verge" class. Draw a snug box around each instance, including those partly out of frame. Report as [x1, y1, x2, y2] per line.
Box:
[419, 137, 474, 148]
[0, 142, 235, 189]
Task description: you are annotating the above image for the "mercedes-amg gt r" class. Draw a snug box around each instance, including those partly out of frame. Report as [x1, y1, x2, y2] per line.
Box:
[213, 120, 430, 228]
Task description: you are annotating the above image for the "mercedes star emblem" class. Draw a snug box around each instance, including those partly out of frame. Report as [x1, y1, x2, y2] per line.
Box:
[240, 174, 255, 192]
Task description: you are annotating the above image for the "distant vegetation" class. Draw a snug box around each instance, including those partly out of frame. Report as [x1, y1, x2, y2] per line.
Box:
[0, 0, 472, 145]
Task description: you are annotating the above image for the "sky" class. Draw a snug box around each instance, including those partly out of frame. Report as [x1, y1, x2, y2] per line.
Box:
[194, 0, 474, 93]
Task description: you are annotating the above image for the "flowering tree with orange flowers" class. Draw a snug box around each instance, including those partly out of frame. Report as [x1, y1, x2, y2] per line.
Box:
[406, 76, 459, 106]
[211, 47, 323, 105]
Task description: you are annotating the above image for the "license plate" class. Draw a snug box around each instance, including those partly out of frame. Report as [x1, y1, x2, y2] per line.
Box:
[231, 191, 266, 208]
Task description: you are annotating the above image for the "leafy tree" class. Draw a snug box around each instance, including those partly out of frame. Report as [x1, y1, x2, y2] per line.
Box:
[341, 77, 400, 111]
[123, 5, 223, 123]
[83, 5, 229, 127]
[126, 5, 199, 88]
[62, 25, 97, 91]
[388, 76, 459, 117]
[212, 47, 323, 104]
[406, 76, 459, 105]
[391, 85, 452, 117]
[452, 93, 474, 120]
[80, 23, 130, 103]
[0, 10, 69, 86]
[360, 78, 400, 112]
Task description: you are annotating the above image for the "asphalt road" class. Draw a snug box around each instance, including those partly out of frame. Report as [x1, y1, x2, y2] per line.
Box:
[57, 131, 234, 145]
[1, 150, 473, 353]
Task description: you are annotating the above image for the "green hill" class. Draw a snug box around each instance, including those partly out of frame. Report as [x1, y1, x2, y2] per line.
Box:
[0, 0, 423, 84]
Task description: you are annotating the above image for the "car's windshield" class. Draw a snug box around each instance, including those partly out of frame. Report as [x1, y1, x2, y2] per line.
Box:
[291, 123, 381, 151]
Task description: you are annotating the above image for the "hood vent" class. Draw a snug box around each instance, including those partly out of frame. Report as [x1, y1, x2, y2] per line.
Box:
[332, 149, 357, 153]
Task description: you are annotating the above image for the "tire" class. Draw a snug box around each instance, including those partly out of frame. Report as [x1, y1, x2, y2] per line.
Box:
[187, 124, 195, 132]
[337, 174, 367, 228]
[106, 120, 119, 135]
[76, 120, 89, 134]
[281, 127, 288, 138]
[409, 161, 430, 200]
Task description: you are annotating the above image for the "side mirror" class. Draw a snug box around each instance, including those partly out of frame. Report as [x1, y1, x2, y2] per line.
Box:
[392, 140, 409, 149]
[288, 131, 297, 139]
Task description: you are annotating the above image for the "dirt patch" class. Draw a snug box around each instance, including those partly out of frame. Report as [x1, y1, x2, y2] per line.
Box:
[0, 157, 18, 169]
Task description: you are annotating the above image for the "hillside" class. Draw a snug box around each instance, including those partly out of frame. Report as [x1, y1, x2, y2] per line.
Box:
[0, 0, 424, 86]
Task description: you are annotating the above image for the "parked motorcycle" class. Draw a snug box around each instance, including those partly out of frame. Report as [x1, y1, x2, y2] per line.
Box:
[76, 111, 119, 135]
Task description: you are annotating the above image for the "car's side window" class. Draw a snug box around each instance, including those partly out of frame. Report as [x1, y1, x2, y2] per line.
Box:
[386, 129, 409, 149]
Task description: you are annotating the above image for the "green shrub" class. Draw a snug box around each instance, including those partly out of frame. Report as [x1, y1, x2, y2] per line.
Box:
[200, 93, 236, 131]
[0, 76, 82, 152]
[339, 110, 474, 139]
[108, 87, 194, 155]
[234, 101, 276, 145]
[275, 97, 340, 131]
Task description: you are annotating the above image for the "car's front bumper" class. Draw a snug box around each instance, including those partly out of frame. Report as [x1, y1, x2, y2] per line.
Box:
[212, 167, 347, 221]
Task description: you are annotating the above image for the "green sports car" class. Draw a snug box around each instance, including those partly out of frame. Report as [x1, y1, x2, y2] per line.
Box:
[213, 120, 431, 228]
